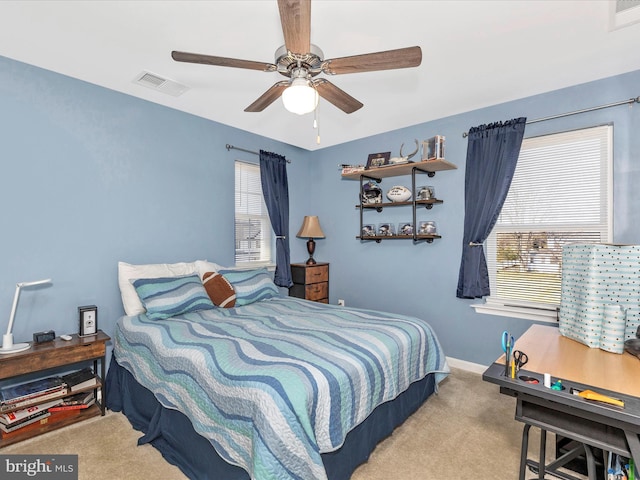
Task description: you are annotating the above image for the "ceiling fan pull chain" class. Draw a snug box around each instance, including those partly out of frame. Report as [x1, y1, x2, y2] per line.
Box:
[314, 95, 320, 144]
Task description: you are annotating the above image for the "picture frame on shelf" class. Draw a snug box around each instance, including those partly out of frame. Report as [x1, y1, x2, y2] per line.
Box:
[366, 152, 391, 169]
[398, 222, 414, 236]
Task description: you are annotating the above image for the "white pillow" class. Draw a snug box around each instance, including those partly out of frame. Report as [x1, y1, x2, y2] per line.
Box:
[195, 260, 224, 280]
[118, 261, 198, 315]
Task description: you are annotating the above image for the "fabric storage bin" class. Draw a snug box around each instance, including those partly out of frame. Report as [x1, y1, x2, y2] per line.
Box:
[559, 244, 640, 353]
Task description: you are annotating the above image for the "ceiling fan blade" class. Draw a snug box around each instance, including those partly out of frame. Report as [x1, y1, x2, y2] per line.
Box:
[314, 79, 363, 114]
[322, 46, 422, 75]
[277, 0, 311, 54]
[171, 51, 276, 72]
[244, 81, 290, 112]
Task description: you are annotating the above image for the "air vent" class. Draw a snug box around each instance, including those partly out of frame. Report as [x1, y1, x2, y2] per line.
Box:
[133, 71, 189, 97]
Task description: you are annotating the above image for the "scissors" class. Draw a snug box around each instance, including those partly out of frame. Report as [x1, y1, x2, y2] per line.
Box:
[513, 350, 528, 371]
[502, 331, 514, 355]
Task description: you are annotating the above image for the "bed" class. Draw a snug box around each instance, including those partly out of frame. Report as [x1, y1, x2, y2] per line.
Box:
[105, 263, 449, 480]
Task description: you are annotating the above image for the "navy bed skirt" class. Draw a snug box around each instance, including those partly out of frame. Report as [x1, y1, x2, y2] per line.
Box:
[105, 356, 437, 480]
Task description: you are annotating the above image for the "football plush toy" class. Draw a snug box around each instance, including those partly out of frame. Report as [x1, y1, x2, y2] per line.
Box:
[386, 185, 412, 202]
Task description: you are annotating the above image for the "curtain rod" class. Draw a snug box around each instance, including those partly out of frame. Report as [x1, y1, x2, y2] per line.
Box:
[225, 144, 291, 163]
[462, 96, 640, 138]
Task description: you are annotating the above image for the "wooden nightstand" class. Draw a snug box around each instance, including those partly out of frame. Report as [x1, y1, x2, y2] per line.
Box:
[0, 331, 109, 447]
[289, 263, 329, 303]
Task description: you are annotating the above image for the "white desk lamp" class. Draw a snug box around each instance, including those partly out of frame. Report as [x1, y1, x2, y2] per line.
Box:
[0, 279, 52, 354]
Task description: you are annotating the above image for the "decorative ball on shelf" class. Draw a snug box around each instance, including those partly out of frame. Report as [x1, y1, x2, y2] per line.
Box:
[386, 185, 412, 202]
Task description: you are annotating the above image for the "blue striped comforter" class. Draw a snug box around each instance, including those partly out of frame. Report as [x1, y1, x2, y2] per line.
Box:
[114, 297, 449, 480]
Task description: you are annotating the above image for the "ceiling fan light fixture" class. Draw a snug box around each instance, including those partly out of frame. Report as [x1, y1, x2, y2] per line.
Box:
[172, 2, 421, 116]
[282, 77, 318, 115]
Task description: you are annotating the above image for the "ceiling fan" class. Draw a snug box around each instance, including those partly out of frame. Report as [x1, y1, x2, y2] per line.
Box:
[171, 0, 422, 115]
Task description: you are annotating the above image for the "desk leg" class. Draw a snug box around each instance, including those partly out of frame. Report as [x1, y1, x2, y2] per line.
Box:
[546, 443, 593, 476]
[538, 429, 547, 480]
[582, 444, 597, 480]
[519, 424, 531, 480]
[625, 431, 640, 469]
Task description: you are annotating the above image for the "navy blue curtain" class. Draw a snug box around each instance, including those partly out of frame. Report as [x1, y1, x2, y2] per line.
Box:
[259, 150, 293, 288]
[456, 118, 527, 299]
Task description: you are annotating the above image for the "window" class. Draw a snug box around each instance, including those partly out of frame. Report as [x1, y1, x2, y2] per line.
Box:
[610, 0, 640, 30]
[477, 125, 612, 322]
[234, 161, 272, 265]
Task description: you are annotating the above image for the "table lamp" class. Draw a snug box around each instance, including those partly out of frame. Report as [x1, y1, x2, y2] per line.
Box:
[0, 278, 52, 354]
[296, 216, 325, 265]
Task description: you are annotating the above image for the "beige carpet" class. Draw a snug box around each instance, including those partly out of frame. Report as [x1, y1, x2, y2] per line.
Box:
[3, 368, 583, 479]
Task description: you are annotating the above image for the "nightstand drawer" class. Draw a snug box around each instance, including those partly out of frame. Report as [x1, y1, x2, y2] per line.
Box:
[291, 264, 328, 284]
[305, 282, 328, 301]
[289, 281, 328, 301]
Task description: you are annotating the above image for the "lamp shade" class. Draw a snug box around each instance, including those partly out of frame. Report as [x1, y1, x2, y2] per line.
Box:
[297, 216, 325, 239]
[282, 78, 319, 115]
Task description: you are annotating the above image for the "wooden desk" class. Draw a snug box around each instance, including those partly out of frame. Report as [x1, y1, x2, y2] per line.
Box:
[484, 325, 640, 480]
[504, 324, 640, 398]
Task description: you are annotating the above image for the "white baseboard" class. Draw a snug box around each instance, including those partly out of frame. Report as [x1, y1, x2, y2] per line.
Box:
[445, 356, 488, 374]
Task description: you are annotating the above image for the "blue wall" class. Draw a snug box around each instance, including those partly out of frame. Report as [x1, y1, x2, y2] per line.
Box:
[0, 55, 309, 352]
[1, 54, 638, 366]
[309, 69, 640, 365]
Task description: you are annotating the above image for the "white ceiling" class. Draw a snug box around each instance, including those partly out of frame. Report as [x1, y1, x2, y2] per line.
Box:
[1, 1, 639, 151]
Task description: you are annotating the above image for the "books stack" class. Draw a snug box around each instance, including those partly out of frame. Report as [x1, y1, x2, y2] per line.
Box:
[0, 377, 67, 413]
[0, 399, 62, 433]
[0, 368, 98, 436]
[49, 391, 95, 412]
[61, 368, 97, 393]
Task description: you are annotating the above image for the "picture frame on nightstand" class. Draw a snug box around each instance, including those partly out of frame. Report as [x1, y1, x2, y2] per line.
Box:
[78, 305, 98, 337]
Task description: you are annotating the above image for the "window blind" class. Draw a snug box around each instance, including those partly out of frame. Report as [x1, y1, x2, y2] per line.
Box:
[234, 161, 272, 265]
[485, 125, 612, 310]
